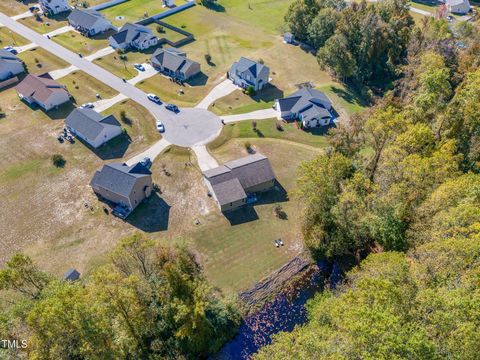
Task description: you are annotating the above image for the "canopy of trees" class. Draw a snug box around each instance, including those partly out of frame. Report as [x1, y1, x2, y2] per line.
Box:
[285, 0, 414, 90]
[0, 235, 240, 359]
[256, 15, 480, 360]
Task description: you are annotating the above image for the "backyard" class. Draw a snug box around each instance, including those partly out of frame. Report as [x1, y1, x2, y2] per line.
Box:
[18, 12, 69, 34]
[52, 30, 114, 55]
[57, 71, 118, 105]
[18, 47, 69, 74]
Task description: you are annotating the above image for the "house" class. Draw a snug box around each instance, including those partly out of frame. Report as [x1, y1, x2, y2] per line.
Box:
[68, 8, 113, 37]
[284, 32, 295, 44]
[228, 57, 269, 91]
[15, 73, 70, 111]
[39, 0, 70, 15]
[446, 0, 471, 14]
[203, 154, 276, 212]
[63, 268, 80, 281]
[65, 108, 123, 148]
[90, 162, 153, 214]
[0, 49, 24, 81]
[163, 0, 175, 7]
[151, 48, 201, 81]
[275, 88, 334, 129]
[109, 23, 158, 51]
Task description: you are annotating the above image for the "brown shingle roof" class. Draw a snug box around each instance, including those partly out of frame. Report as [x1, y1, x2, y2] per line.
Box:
[15, 73, 69, 104]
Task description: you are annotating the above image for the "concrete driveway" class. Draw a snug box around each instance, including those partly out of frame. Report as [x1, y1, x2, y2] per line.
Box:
[221, 108, 278, 123]
[192, 145, 219, 171]
[126, 138, 171, 166]
[195, 78, 237, 109]
[0, 12, 222, 148]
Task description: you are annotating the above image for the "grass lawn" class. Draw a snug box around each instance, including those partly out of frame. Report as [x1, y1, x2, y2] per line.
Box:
[209, 87, 279, 116]
[57, 71, 118, 105]
[70, 0, 108, 7]
[193, 138, 322, 293]
[18, 47, 69, 74]
[209, 118, 330, 150]
[94, 49, 156, 80]
[0, 0, 35, 16]
[0, 27, 29, 47]
[18, 12, 69, 34]
[409, 1, 438, 13]
[52, 30, 113, 55]
[100, 0, 187, 27]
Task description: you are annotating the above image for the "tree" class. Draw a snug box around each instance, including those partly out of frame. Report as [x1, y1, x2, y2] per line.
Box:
[51, 154, 66, 168]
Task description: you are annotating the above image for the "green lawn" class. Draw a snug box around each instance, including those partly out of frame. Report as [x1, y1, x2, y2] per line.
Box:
[0, 27, 29, 47]
[18, 47, 69, 74]
[52, 30, 112, 55]
[94, 50, 155, 80]
[0, 0, 34, 16]
[57, 71, 118, 105]
[195, 138, 322, 293]
[409, 1, 438, 13]
[100, 0, 187, 27]
[18, 12, 69, 34]
[209, 118, 330, 150]
[209, 88, 278, 116]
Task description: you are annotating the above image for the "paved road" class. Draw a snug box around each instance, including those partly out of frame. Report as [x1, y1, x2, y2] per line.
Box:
[0, 12, 222, 147]
[221, 108, 278, 123]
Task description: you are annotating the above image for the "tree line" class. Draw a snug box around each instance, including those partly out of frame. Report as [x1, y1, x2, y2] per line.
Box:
[0, 235, 240, 359]
[256, 10, 480, 360]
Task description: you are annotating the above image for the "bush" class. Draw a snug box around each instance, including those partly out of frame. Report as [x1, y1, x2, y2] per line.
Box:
[156, 25, 165, 33]
[205, 54, 212, 63]
[244, 141, 252, 153]
[52, 154, 66, 168]
[252, 120, 257, 130]
[274, 205, 288, 220]
[245, 85, 256, 96]
[0, 107, 5, 118]
[258, 58, 264, 64]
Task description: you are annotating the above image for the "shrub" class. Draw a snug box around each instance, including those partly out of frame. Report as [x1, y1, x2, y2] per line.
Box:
[205, 54, 212, 63]
[274, 205, 287, 220]
[258, 58, 264, 64]
[244, 141, 252, 153]
[52, 154, 66, 168]
[0, 107, 5, 118]
[276, 122, 284, 131]
[156, 25, 165, 33]
[252, 120, 257, 130]
[245, 85, 256, 96]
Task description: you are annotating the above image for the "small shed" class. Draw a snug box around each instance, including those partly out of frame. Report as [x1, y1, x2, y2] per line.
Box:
[284, 32, 295, 44]
[63, 268, 81, 281]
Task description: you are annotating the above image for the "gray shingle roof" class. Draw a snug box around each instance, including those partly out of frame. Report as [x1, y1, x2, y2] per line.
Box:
[234, 57, 268, 78]
[211, 178, 246, 206]
[111, 23, 156, 47]
[91, 162, 151, 198]
[277, 88, 332, 113]
[68, 8, 106, 29]
[65, 108, 121, 143]
[0, 49, 22, 68]
[204, 154, 276, 206]
[151, 48, 199, 74]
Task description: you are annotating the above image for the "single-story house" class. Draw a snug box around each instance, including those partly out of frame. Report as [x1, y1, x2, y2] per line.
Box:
[68, 8, 113, 37]
[275, 88, 334, 129]
[228, 57, 269, 91]
[446, 0, 471, 14]
[0, 49, 24, 81]
[90, 162, 153, 213]
[284, 32, 295, 44]
[63, 268, 80, 281]
[151, 48, 201, 81]
[39, 0, 70, 15]
[15, 73, 70, 111]
[203, 154, 276, 212]
[65, 108, 123, 149]
[109, 23, 158, 51]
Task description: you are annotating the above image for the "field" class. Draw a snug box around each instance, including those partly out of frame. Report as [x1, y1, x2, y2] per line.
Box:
[52, 30, 113, 55]
[94, 49, 156, 80]
[209, 119, 330, 150]
[0, 0, 34, 16]
[0, 27, 29, 47]
[18, 47, 69, 74]
[57, 71, 119, 106]
[18, 13, 69, 34]
[100, 0, 188, 27]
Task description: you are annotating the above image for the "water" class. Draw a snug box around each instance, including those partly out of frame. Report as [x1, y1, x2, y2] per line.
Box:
[215, 261, 334, 360]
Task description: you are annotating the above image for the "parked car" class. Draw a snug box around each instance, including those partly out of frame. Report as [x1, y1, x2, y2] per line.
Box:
[165, 104, 179, 113]
[140, 157, 152, 169]
[156, 120, 165, 133]
[147, 93, 161, 104]
[80, 103, 94, 109]
[3, 46, 18, 55]
[134, 63, 145, 71]
[29, 6, 39, 12]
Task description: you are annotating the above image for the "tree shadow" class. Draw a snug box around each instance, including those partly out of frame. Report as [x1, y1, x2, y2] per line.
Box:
[126, 192, 171, 232]
[304, 123, 336, 136]
[329, 85, 369, 108]
[202, 2, 226, 12]
[250, 84, 283, 103]
[224, 206, 259, 225]
[186, 72, 208, 87]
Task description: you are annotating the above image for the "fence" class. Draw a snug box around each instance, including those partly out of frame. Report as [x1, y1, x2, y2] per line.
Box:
[90, 0, 129, 11]
[154, 20, 194, 48]
[136, 0, 196, 25]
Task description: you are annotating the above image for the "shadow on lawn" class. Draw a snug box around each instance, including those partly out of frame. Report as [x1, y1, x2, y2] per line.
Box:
[76, 132, 132, 160]
[330, 85, 369, 108]
[250, 84, 283, 104]
[127, 192, 171, 232]
[203, 1, 226, 12]
[224, 206, 259, 226]
[187, 72, 208, 87]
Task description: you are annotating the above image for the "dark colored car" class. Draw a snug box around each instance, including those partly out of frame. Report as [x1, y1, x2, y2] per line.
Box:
[165, 104, 179, 113]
